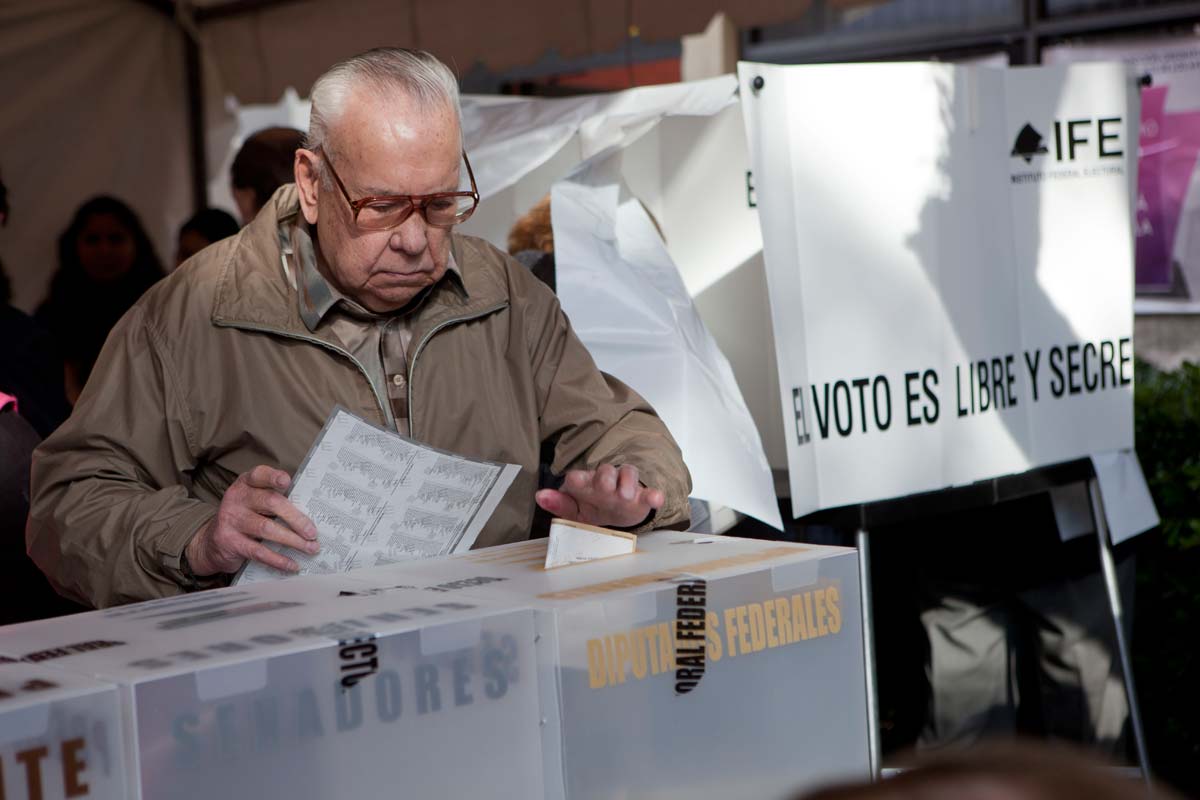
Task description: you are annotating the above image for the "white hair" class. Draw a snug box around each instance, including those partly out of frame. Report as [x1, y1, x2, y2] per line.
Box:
[305, 48, 462, 160]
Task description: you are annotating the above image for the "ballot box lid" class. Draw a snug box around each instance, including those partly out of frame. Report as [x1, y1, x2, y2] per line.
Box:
[0, 570, 528, 684]
[342, 531, 856, 607]
[0, 660, 118, 713]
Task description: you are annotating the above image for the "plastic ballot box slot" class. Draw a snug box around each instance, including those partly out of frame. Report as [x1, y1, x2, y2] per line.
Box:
[347, 532, 873, 799]
[0, 573, 544, 800]
[0, 661, 128, 799]
[544, 519, 637, 569]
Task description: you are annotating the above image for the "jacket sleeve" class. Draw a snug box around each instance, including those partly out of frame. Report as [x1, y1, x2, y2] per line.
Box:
[26, 304, 217, 608]
[527, 282, 692, 533]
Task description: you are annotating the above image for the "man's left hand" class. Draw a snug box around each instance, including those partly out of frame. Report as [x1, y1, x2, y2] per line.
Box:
[535, 464, 664, 529]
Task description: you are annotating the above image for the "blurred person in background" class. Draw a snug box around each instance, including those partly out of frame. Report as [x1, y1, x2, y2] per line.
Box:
[176, 207, 240, 267]
[37, 195, 165, 404]
[0, 167, 69, 437]
[0, 390, 83, 624]
[0, 168, 84, 623]
[795, 740, 1176, 800]
[507, 194, 556, 292]
[230, 126, 305, 224]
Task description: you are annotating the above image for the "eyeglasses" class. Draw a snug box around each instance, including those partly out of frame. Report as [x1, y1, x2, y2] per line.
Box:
[316, 146, 479, 230]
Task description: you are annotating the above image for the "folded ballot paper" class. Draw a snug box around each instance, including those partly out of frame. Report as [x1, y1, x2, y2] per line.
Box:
[236, 407, 519, 583]
[544, 518, 637, 569]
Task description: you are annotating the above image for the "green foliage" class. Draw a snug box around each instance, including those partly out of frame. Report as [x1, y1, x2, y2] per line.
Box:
[1134, 359, 1200, 550]
[1132, 358, 1200, 794]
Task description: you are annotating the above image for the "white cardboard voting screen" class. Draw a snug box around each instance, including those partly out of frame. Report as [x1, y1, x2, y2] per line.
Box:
[459, 78, 783, 530]
[551, 152, 783, 530]
[739, 61, 1139, 517]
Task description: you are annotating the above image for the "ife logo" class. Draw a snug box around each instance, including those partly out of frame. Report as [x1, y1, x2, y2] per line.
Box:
[1010, 117, 1124, 164]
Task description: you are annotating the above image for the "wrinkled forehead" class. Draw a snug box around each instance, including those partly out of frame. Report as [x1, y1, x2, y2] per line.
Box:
[335, 85, 460, 151]
[327, 88, 463, 193]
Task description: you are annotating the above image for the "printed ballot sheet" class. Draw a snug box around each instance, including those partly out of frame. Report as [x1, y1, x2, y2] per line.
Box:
[237, 407, 519, 584]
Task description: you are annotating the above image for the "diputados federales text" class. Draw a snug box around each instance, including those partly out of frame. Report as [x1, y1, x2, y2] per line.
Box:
[586, 583, 842, 690]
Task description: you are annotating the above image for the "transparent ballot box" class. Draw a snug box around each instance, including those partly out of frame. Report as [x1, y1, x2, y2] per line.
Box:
[0, 574, 544, 799]
[0, 661, 127, 799]
[356, 532, 872, 799]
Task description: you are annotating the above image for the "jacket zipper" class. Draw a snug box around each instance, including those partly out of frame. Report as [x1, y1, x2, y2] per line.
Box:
[407, 302, 509, 439]
[212, 319, 390, 425]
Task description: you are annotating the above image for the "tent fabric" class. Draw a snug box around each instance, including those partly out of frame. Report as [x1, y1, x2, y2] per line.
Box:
[0, 0, 229, 312]
[198, 0, 810, 104]
[0, 0, 816, 312]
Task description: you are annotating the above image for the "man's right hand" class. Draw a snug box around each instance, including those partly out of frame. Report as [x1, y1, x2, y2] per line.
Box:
[185, 465, 320, 576]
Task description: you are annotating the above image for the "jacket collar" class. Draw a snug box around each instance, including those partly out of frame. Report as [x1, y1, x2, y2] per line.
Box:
[211, 185, 506, 341]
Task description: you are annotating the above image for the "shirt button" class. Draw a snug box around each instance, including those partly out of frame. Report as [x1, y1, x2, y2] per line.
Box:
[392, 374, 404, 386]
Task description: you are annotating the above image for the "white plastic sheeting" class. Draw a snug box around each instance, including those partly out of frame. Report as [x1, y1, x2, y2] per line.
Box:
[553, 156, 782, 529]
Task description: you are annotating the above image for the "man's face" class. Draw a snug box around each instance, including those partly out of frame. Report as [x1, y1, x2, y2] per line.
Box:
[295, 88, 461, 313]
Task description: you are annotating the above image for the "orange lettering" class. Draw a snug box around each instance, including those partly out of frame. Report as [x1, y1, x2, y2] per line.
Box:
[775, 597, 792, 645]
[588, 639, 607, 688]
[705, 611, 723, 662]
[630, 629, 648, 679]
[724, 607, 739, 658]
[764, 599, 779, 648]
[815, 589, 830, 636]
[747, 603, 767, 651]
[826, 585, 843, 634]
[804, 592, 818, 638]
[613, 634, 631, 683]
[16, 745, 49, 800]
[736, 605, 752, 656]
[792, 593, 809, 640]
[63, 738, 88, 797]
[658, 622, 675, 670]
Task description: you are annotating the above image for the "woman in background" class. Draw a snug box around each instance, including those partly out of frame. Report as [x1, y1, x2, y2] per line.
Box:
[38, 196, 165, 404]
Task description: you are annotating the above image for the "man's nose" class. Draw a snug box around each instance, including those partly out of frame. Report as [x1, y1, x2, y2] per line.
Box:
[389, 212, 428, 255]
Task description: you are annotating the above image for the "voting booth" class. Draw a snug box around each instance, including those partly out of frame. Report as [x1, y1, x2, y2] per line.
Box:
[737, 60, 1142, 515]
[737, 59, 1157, 775]
[0, 576, 547, 799]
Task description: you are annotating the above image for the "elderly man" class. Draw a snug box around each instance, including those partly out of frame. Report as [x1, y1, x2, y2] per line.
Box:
[28, 48, 691, 608]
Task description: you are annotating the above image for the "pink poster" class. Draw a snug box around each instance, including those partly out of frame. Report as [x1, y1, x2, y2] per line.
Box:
[1045, 37, 1200, 307]
[1136, 84, 1200, 293]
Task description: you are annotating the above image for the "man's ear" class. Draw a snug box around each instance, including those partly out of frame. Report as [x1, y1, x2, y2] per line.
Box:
[294, 149, 320, 225]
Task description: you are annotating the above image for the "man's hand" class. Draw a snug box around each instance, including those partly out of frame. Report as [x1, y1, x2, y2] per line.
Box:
[535, 464, 664, 529]
[185, 465, 319, 576]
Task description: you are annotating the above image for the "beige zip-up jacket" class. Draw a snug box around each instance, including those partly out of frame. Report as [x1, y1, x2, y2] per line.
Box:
[27, 186, 691, 608]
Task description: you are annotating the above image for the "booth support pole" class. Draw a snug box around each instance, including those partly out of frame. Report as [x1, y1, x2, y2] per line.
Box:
[183, 32, 208, 213]
[856, 523, 881, 779]
[1087, 479, 1151, 785]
